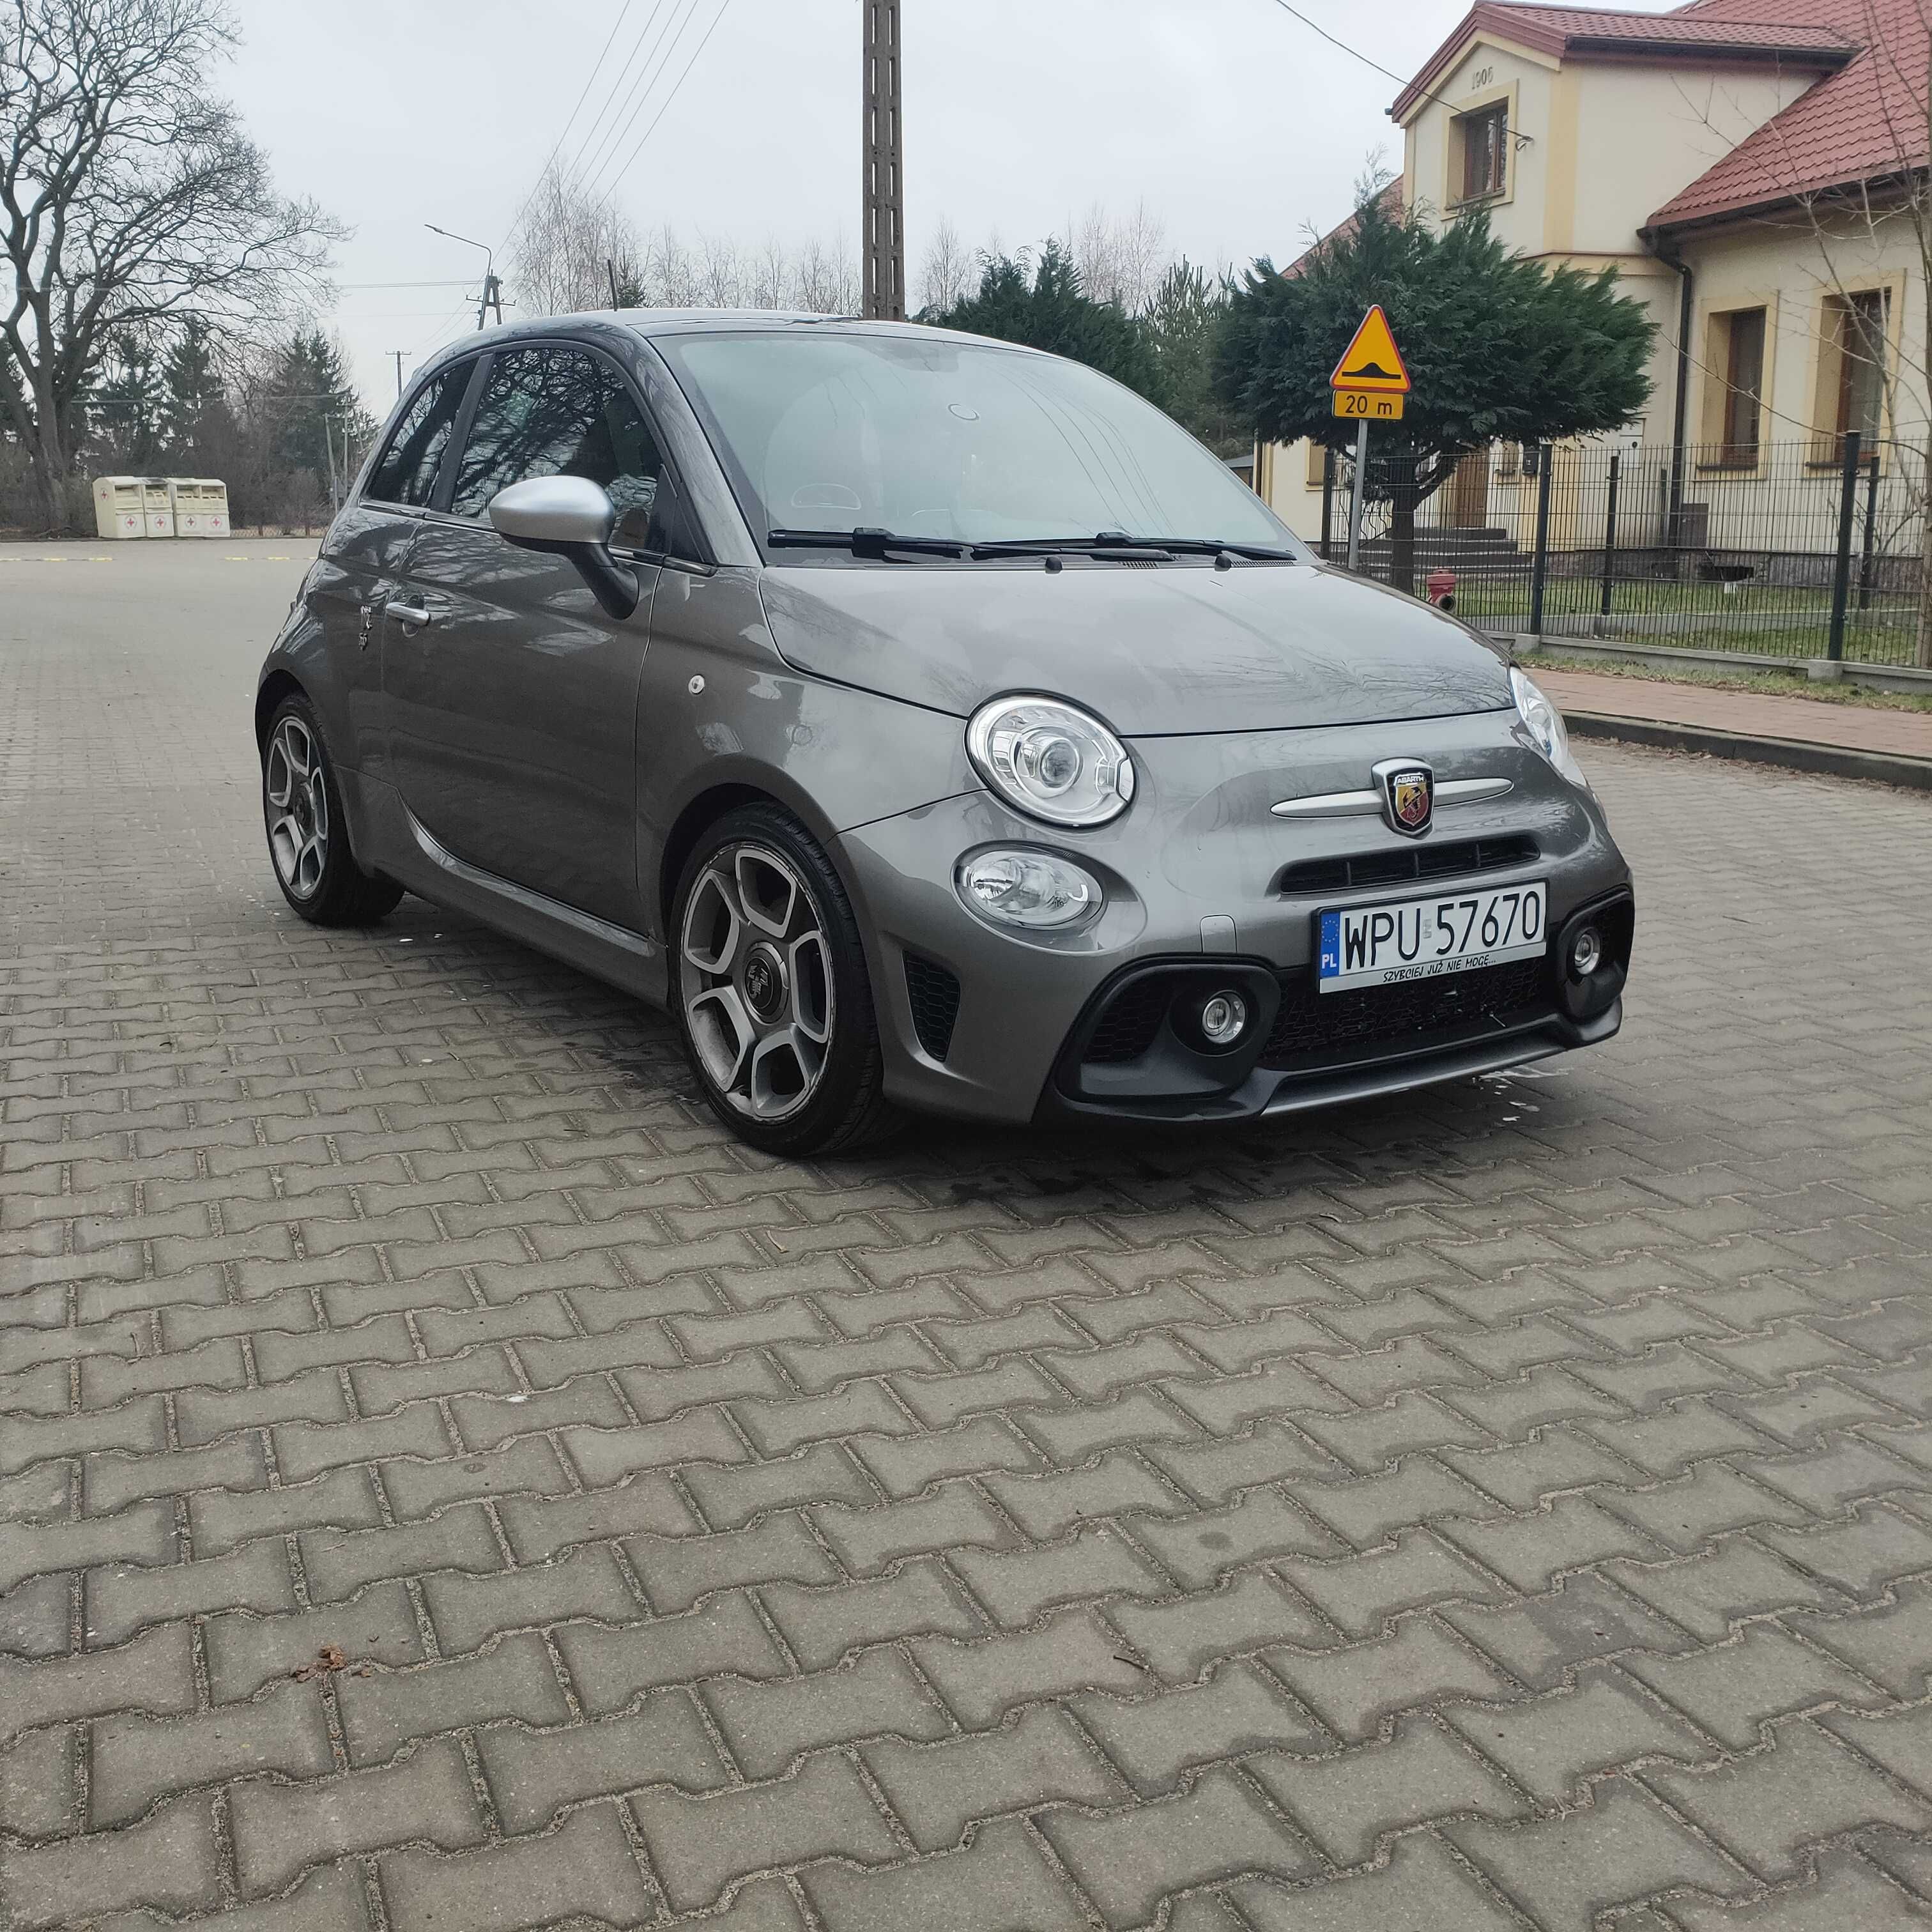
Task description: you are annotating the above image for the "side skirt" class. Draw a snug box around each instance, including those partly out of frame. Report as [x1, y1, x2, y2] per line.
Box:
[358, 773, 670, 1007]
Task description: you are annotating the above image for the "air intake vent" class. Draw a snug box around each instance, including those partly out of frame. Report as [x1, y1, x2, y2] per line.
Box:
[903, 954, 962, 1061]
[1275, 835, 1538, 898]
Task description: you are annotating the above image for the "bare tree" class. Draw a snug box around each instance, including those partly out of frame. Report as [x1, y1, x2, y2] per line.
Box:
[648, 224, 702, 307]
[1071, 199, 1167, 313]
[916, 215, 971, 314]
[791, 234, 859, 316]
[749, 234, 790, 311]
[696, 229, 744, 309]
[0, 0, 341, 531]
[510, 160, 644, 317]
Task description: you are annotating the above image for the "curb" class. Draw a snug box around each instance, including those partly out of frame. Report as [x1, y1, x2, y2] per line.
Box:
[1565, 709, 1932, 792]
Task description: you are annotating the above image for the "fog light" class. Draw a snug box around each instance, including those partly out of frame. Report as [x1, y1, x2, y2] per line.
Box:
[1198, 990, 1248, 1046]
[956, 848, 1103, 932]
[1570, 926, 1603, 977]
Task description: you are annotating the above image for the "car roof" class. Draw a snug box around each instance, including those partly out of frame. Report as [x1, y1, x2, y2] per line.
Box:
[427, 310, 1046, 360]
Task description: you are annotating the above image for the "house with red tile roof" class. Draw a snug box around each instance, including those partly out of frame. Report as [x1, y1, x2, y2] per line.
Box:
[1258, 0, 1922, 545]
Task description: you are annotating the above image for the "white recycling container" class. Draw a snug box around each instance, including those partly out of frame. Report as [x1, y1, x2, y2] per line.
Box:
[167, 479, 230, 537]
[142, 479, 175, 539]
[92, 477, 148, 539]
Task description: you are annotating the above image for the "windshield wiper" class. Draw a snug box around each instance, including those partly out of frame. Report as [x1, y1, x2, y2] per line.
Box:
[968, 532, 1300, 562]
[769, 526, 963, 559]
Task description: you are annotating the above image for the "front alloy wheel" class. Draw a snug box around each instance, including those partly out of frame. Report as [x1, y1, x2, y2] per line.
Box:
[672, 805, 893, 1154]
[681, 843, 834, 1121]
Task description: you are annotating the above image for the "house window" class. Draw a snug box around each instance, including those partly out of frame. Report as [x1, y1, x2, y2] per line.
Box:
[1719, 307, 1765, 464]
[1306, 440, 1331, 488]
[1828, 288, 1888, 453]
[1457, 105, 1508, 202]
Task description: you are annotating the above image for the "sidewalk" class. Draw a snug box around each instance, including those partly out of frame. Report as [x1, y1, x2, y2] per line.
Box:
[1535, 665, 1932, 789]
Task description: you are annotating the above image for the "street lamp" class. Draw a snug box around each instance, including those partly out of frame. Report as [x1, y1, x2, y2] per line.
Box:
[425, 224, 503, 330]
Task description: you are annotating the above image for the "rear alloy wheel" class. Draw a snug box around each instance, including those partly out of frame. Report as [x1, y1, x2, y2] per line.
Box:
[673, 805, 894, 1155]
[261, 695, 404, 926]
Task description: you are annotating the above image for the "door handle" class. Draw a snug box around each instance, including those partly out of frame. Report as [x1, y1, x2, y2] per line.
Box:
[386, 600, 434, 629]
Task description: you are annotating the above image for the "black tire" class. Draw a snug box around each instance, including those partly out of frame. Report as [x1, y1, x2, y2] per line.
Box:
[260, 694, 405, 926]
[671, 803, 897, 1156]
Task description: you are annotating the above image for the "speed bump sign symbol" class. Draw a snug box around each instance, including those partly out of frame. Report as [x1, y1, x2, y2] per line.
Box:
[1330, 305, 1411, 394]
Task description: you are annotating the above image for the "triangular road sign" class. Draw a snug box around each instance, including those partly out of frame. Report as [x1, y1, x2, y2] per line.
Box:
[1331, 305, 1411, 394]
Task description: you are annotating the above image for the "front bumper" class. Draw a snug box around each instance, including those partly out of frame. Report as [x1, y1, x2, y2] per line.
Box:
[1035, 885, 1631, 1125]
[832, 710, 1634, 1128]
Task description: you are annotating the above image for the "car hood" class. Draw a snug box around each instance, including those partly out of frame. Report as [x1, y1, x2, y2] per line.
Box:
[757, 561, 1514, 736]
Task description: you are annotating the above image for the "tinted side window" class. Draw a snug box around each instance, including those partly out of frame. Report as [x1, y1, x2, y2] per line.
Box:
[449, 346, 663, 544]
[366, 364, 471, 507]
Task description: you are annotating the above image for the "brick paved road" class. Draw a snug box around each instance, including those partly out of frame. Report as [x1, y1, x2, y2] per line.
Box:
[4, 539, 1932, 1931]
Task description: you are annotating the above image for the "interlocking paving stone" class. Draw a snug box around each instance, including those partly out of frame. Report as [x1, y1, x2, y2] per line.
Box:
[1448, 1777, 1756, 1926]
[1249, 1714, 1529, 1864]
[1038, 1765, 1320, 1923]
[631, 1749, 904, 1911]
[10, 555, 1932, 1926]
[378, 1801, 656, 1931]
[476, 1694, 728, 1831]
[228, 1736, 489, 1894]
[1233, 1830, 1520, 1929]
[1443, 1665, 1712, 1802]
[1641, 1717, 1932, 1880]
[800, 1815, 1091, 1931]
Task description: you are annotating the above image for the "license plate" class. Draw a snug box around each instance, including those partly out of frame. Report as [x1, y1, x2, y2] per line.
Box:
[1317, 882, 1547, 993]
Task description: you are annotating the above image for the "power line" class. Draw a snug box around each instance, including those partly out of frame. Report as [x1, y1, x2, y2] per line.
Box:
[572, 0, 684, 197]
[1262, 0, 1532, 147]
[499, 0, 640, 249]
[594, 0, 736, 211]
[579, 0, 707, 204]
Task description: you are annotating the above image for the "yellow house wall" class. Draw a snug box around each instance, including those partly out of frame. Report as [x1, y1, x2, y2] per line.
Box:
[1683, 211, 1926, 451]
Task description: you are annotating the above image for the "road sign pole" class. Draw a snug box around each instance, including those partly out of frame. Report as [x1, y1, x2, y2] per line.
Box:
[1346, 419, 1369, 573]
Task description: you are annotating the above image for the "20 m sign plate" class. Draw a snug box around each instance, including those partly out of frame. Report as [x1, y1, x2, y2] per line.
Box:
[1333, 391, 1404, 420]
[1317, 882, 1546, 993]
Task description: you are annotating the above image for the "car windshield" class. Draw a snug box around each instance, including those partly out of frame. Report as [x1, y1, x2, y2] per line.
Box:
[654, 328, 1303, 559]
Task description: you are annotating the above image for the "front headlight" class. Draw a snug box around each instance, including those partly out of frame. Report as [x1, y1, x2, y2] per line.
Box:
[1510, 668, 1588, 787]
[965, 695, 1135, 828]
[956, 848, 1103, 931]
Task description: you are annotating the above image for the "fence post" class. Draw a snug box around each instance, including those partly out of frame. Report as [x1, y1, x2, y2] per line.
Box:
[1320, 446, 1334, 561]
[1599, 451, 1620, 619]
[1827, 429, 1862, 662]
[1529, 445, 1553, 638]
[1857, 450, 1880, 611]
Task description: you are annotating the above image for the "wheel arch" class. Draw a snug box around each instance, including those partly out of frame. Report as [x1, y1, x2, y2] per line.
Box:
[656, 782, 781, 938]
[255, 668, 307, 748]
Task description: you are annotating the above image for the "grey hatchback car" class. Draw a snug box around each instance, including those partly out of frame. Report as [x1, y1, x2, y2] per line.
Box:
[256, 310, 1634, 1154]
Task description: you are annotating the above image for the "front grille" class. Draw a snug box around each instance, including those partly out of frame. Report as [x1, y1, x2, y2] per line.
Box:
[1276, 835, 1539, 898]
[1084, 976, 1172, 1063]
[1259, 954, 1549, 1071]
[903, 954, 962, 1061]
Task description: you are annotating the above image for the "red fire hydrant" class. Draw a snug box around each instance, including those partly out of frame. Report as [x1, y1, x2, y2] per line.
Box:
[1425, 568, 1457, 611]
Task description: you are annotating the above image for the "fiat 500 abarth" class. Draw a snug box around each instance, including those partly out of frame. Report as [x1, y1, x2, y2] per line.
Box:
[256, 312, 1634, 1154]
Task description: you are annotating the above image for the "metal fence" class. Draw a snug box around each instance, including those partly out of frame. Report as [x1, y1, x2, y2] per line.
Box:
[1317, 434, 1929, 667]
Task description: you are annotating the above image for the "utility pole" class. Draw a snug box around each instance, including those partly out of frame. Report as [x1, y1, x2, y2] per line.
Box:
[390, 351, 404, 399]
[426, 224, 502, 331]
[861, 0, 904, 319]
[607, 258, 622, 308]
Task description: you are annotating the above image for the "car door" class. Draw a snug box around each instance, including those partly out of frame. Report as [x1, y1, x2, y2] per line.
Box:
[383, 342, 668, 930]
[307, 358, 475, 773]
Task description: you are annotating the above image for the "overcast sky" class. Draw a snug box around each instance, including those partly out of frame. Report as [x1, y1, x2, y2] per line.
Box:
[222, 0, 1665, 412]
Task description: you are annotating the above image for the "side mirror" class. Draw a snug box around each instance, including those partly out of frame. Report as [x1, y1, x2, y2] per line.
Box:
[488, 476, 640, 620]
